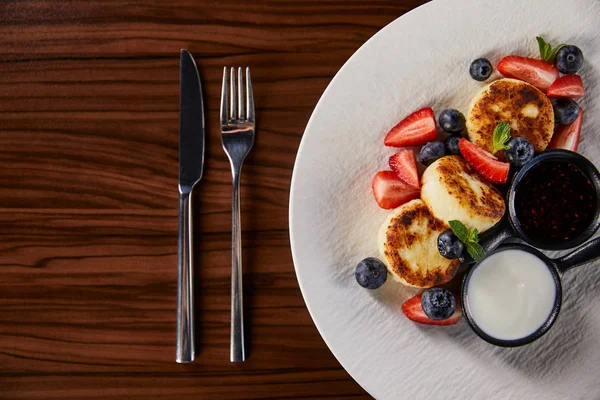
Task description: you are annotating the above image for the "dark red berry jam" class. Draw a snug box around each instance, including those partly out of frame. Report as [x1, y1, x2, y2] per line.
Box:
[515, 161, 596, 245]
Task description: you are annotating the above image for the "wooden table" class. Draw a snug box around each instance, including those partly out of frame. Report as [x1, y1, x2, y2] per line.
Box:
[0, 1, 426, 398]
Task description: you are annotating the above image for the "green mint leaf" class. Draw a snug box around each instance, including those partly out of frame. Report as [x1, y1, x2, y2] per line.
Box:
[492, 122, 511, 153]
[536, 36, 550, 60]
[536, 36, 566, 62]
[448, 220, 470, 243]
[466, 241, 486, 263]
[469, 228, 479, 243]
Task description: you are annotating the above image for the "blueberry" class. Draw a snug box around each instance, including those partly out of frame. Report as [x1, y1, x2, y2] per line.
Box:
[444, 135, 461, 156]
[355, 257, 387, 289]
[459, 251, 474, 265]
[552, 98, 579, 125]
[418, 141, 446, 166]
[555, 45, 584, 74]
[438, 109, 466, 134]
[437, 230, 464, 259]
[469, 58, 493, 81]
[505, 137, 534, 167]
[421, 287, 456, 320]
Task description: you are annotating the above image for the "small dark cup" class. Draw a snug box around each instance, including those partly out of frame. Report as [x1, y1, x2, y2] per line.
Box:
[461, 150, 600, 264]
[461, 237, 600, 347]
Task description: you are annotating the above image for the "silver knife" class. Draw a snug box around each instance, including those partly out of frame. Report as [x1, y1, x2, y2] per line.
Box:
[176, 49, 204, 363]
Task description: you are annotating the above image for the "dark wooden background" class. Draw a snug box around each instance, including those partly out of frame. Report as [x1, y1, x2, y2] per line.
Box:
[0, 1, 427, 398]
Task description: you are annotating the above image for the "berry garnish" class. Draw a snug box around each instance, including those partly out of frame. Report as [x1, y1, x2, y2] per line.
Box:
[418, 141, 446, 166]
[402, 293, 461, 325]
[505, 137, 534, 167]
[372, 171, 420, 210]
[497, 55, 559, 91]
[555, 45, 584, 74]
[547, 75, 584, 99]
[384, 107, 437, 147]
[438, 109, 466, 134]
[437, 230, 465, 260]
[548, 108, 583, 152]
[552, 98, 580, 125]
[389, 149, 420, 189]
[491, 122, 534, 167]
[444, 135, 461, 156]
[469, 58, 493, 81]
[421, 288, 457, 320]
[355, 257, 387, 289]
[459, 138, 509, 184]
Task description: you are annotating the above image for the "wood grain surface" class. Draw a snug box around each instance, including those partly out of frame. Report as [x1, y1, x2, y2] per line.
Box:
[0, 1, 427, 398]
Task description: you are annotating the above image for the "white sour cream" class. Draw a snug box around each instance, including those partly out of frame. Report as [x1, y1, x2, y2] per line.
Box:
[466, 249, 556, 341]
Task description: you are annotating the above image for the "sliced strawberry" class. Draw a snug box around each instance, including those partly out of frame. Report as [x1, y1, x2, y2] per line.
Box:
[384, 107, 437, 147]
[372, 171, 420, 209]
[497, 55, 559, 91]
[459, 138, 510, 184]
[402, 294, 461, 326]
[548, 108, 583, 151]
[389, 150, 420, 189]
[547, 75, 584, 99]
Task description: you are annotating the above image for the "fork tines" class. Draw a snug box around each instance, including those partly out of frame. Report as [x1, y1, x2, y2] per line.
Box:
[220, 67, 254, 127]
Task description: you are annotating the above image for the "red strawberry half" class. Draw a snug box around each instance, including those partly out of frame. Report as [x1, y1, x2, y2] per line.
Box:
[389, 150, 420, 189]
[459, 138, 510, 184]
[384, 107, 437, 147]
[402, 293, 461, 326]
[547, 74, 584, 99]
[497, 55, 559, 91]
[372, 171, 420, 210]
[548, 108, 583, 151]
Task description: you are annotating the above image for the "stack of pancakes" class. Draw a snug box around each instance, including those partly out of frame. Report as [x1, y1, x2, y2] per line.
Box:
[379, 78, 554, 288]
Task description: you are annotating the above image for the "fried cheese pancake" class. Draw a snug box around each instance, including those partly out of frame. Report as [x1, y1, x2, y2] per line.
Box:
[466, 78, 554, 154]
[378, 199, 460, 288]
[421, 155, 505, 233]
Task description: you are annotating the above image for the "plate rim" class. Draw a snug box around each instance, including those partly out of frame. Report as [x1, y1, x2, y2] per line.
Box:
[288, 1, 438, 396]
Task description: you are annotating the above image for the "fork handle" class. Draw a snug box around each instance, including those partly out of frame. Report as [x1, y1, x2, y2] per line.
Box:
[230, 170, 245, 362]
[176, 189, 195, 363]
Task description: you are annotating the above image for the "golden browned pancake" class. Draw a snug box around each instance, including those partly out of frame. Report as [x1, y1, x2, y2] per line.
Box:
[466, 78, 554, 154]
[378, 199, 460, 288]
[421, 156, 505, 233]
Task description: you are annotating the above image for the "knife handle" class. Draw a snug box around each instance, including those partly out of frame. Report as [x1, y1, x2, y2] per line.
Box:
[230, 171, 245, 362]
[176, 189, 195, 363]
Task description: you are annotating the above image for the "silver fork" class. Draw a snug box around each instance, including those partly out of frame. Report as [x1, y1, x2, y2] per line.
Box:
[220, 66, 255, 363]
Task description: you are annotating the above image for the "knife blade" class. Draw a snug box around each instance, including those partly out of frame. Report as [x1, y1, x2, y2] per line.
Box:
[179, 49, 205, 188]
[176, 49, 204, 363]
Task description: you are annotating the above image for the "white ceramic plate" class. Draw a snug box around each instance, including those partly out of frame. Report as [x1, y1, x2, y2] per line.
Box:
[289, 0, 600, 398]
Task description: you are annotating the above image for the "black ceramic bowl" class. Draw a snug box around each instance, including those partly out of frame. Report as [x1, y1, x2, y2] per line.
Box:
[461, 237, 600, 347]
[464, 150, 600, 262]
[508, 150, 600, 250]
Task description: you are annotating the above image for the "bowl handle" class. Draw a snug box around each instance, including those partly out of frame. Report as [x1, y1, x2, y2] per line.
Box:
[555, 237, 600, 273]
[460, 223, 514, 264]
